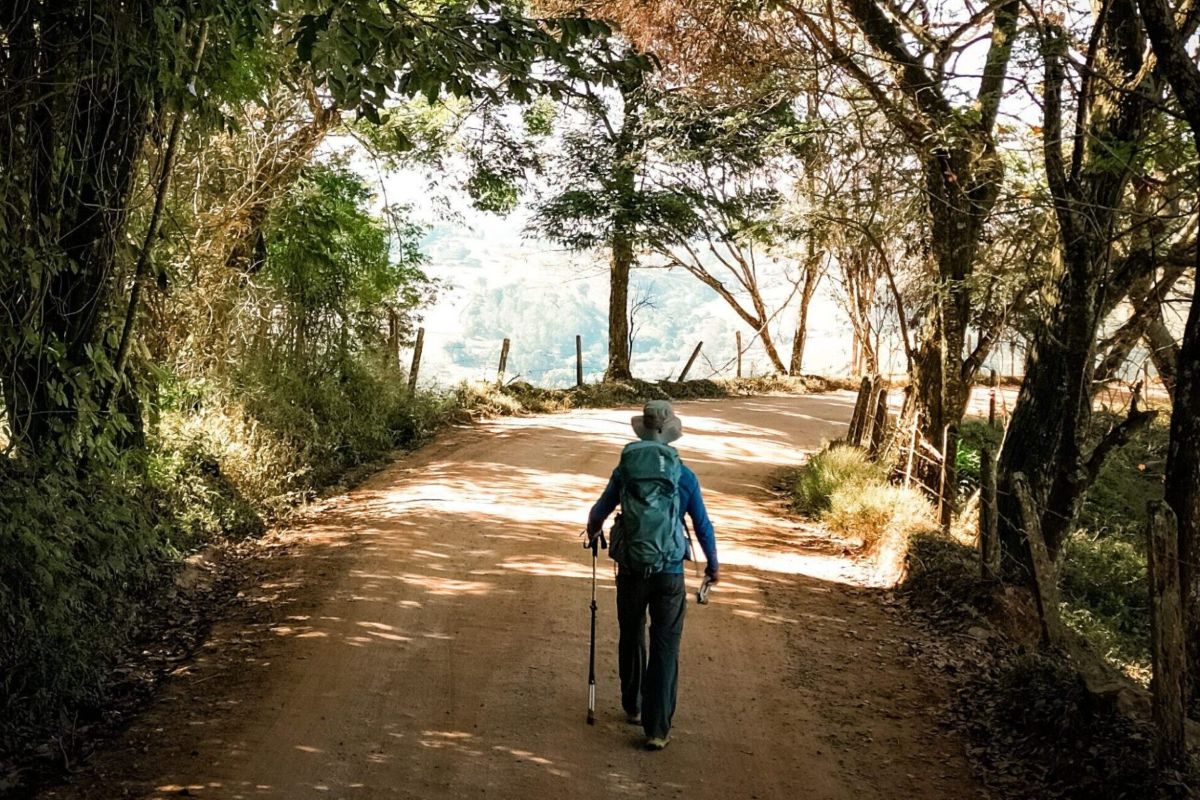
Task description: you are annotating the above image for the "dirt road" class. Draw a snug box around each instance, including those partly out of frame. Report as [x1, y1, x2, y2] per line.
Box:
[44, 393, 986, 800]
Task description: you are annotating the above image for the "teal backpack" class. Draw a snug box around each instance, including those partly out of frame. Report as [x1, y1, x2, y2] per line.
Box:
[610, 440, 685, 574]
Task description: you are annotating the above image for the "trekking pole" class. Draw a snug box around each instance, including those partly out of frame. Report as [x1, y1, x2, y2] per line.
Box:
[582, 529, 606, 725]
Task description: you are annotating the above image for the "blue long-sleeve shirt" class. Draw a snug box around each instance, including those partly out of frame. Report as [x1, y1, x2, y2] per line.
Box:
[587, 463, 718, 574]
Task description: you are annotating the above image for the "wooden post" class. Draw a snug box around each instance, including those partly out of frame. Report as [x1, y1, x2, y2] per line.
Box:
[903, 411, 919, 488]
[736, 331, 742, 378]
[988, 370, 998, 427]
[936, 424, 949, 523]
[497, 338, 510, 384]
[1146, 501, 1187, 770]
[979, 446, 999, 580]
[1012, 473, 1064, 647]
[407, 326, 425, 393]
[869, 387, 889, 457]
[678, 341, 703, 382]
[847, 375, 872, 444]
[575, 335, 583, 388]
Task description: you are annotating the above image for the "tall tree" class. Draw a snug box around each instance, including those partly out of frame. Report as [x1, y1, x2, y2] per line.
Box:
[1133, 0, 1200, 702]
[783, 0, 1021, 456]
[640, 94, 812, 374]
[995, 1, 1196, 574]
[528, 61, 667, 381]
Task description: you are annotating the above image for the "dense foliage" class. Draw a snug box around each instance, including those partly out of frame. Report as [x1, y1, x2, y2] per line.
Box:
[0, 0, 631, 754]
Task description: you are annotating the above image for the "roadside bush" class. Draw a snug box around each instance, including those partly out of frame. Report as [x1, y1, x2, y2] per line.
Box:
[824, 481, 936, 551]
[165, 356, 454, 512]
[1, 355, 455, 755]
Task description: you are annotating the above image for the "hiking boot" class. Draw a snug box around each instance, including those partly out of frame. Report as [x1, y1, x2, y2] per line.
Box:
[644, 735, 671, 751]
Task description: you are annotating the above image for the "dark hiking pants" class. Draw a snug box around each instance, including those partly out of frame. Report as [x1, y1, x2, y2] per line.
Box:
[616, 570, 686, 740]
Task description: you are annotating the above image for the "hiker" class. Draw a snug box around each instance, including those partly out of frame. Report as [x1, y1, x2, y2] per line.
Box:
[586, 400, 718, 750]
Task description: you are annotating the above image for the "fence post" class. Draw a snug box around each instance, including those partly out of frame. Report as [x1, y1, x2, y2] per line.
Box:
[988, 370, 999, 427]
[576, 335, 583, 388]
[1012, 473, 1064, 647]
[979, 446, 999, 580]
[678, 341, 703, 382]
[868, 387, 889, 457]
[936, 424, 956, 529]
[903, 412, 919, 488]
[407, 326, 425, 393]
[1146, 501, 1187, 770]
[736, 331, 742, 378]
[497, 337, 510, 384]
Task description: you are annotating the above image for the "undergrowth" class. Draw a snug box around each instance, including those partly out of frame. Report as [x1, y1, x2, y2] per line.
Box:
[901, 532, 1195, 799]
[951, 413, 1166, 680]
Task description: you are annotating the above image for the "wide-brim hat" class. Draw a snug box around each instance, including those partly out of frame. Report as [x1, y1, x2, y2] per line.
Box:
[631, 399, 683, 444]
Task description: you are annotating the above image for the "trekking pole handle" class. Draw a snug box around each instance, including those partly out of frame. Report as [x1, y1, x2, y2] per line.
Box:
[581, 530, 607, 552]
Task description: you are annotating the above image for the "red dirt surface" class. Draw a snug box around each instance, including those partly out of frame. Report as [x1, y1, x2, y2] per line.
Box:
[42, 393, 987, 799]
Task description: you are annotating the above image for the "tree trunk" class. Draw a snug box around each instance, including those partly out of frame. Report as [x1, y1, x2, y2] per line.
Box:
[1, 5, 153, 453]
[996, 247, 1105, 566]
[912, 149, 985, 454]
[748, 289, 787, 374]
[790, 248, 823, 375]
[1145, 312, 1180, 398]
[603, 74, 641, 382]
[606, 228, 633, 381]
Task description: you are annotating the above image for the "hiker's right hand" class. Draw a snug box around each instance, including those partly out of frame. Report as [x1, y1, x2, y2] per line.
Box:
[705, 564, 719, 584]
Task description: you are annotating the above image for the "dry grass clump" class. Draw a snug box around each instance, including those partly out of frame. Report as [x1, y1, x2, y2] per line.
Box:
[825, 481, 937, 553]
[794, 445, 936, 553]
